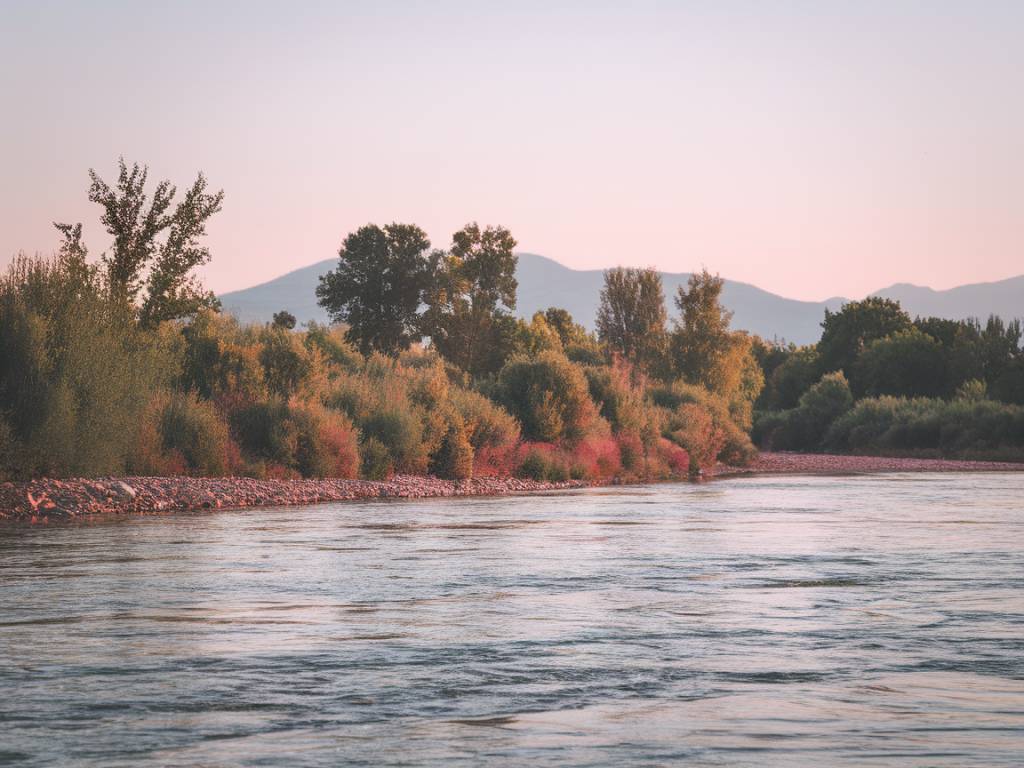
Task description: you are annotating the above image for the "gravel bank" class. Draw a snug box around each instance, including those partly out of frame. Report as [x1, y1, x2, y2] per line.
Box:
[0, 475, 585, 523]
[721, 451, 1024, 476]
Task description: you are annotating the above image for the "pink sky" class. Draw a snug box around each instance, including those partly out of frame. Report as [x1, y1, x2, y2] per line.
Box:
[1, 2, 1022, 301]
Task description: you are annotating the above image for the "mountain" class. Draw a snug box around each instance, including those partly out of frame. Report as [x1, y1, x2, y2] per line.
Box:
[218, 254, 1023, 345]
[873, 277, 1024, 325]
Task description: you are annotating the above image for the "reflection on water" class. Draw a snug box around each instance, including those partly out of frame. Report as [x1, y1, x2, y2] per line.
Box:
[2, 473, 1024, 766]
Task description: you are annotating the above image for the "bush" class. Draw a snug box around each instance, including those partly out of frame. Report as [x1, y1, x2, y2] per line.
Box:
[496, 351, 600, 443]
[513, 444, 572, 482]
[290, 403, 360, 478]
[429, 422, 474, 480]
[360, 437, 392, 480]
[516, 448, 550, 481]
[0, 416, 19, 481]
[824, 395, 1024, 459]
[0, 253, 178, 478]
[652, 380, 757, 467]
[304, 322, 362, 371]
[360, 408, 427, 474]
[668, 403, 725, 472]
[259, 329, 314, 398]
[449, 387, 521, 451]
[755, 372, 853, 451]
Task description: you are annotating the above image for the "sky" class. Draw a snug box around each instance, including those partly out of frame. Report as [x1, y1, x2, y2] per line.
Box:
[1, 1, 1022, 301]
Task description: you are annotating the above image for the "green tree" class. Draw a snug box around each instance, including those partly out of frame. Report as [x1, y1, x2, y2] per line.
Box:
[670, 269, 733, 384]
[818, 297, 911, 374]
[56, 158, 224, 327]
[316, 223, 433, 356]
[422, 223, 519, 377]
[760, 345, 821, 410]
[852, 328, 947, 398]
[272, 310, 297, 330]
[595, 267, 667, 375]
[669, 270, 762, 423]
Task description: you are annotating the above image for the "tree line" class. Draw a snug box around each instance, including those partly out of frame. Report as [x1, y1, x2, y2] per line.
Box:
[752, 297, 1024, 459]
[0, 160, 760, 482]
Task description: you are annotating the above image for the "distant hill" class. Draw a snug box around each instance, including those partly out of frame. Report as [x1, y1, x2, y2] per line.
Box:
[218, 253, 1023, 345]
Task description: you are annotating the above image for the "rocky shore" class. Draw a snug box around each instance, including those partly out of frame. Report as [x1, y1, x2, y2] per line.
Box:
[724, 451, 1024, 476]
[0, 475, 585, 523]
[5, 452, 1023, 523]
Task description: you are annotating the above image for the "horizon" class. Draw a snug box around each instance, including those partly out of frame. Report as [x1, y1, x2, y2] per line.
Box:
[3, 2, 1023, 302]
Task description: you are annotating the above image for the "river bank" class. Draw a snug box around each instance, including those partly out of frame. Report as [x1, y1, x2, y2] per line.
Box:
[5, 452, 1024, 523]
[725, 451, 1024, 476]
[0, 475, 585, 523]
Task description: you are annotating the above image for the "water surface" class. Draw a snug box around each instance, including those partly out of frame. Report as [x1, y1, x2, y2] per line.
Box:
[2, 473, 1024, 766]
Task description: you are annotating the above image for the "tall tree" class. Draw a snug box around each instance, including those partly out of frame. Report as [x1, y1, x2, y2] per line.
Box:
[670, 269, 733, 386]
[316, 223, 433, 356]
[818, 297, 911, 374]
[56, 158, 224, 327]
[670, 270, 763, 425]
[422, 223, 519, 377]
[595, 267, 667, 374]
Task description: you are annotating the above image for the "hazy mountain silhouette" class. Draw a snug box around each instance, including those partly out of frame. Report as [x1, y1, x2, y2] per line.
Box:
[218, 253, 1023, 345]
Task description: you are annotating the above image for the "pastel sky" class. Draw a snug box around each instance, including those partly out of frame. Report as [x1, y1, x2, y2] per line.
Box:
[1, 1, 1022, 301]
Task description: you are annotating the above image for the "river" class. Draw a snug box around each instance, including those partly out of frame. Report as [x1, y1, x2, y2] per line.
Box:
[2, 473, 1023, 766]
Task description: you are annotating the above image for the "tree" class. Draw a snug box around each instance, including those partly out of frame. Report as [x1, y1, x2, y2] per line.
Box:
[670, 269, 733, 385]
[669, 270, 762, 423]
[316, 223, 433, 356]
[761, 345, 821, 410]
[56, 158, 224, 327]
[422, 223, 519, 377]
[852, 328, 947, 398]
[595, 267, 667, 375]
[272, 310, 297, 330]
[818, 297, 911, 374]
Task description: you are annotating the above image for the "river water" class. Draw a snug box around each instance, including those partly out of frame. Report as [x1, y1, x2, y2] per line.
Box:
[2, 473, 1023, 766]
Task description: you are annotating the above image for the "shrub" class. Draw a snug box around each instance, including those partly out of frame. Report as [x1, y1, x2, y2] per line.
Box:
[513, 444, 572, 482]
[824, 395, 1024, 460]
[429, 422, 474, 480]
[0, 416, 19, 481]
[304, 322, 363, 372]
[360, 437, 392, 479]
[290, 403, 360, 478]
[755, 372, 854, 451]
[161, 393, 232, 475]
[0, 254, 178, 478]
[652, 380, 757, 466]
[496, 351, 599, 443]
[668, 403, 725, 472]
[449, 387, 521, 450]
[565, 343, 605, 366]
[259, 329, 314, 398]
[231, 400, 300, 470]
[360, 408, 427, 474]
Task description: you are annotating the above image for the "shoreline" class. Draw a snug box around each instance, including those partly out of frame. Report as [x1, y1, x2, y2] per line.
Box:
[0, 475, 586, 523]
[4, 452, 1024, 523]
[720, 451, 1024, 477]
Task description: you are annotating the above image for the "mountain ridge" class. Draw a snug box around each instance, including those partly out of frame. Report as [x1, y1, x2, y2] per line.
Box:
[218, 254, 1023, 345]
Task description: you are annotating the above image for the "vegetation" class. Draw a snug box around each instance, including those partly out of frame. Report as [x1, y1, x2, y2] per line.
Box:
[316, 223, 433, 355]
[595, 267, 669, 376]
[7, 157, 1020, 484]
[752, 298, 1024, 461]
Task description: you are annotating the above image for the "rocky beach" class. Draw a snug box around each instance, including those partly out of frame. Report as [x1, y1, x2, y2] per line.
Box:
[728, 451, 1024, 476]
[0, 475, 585, 523]
[5, 453, 1024, 523]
